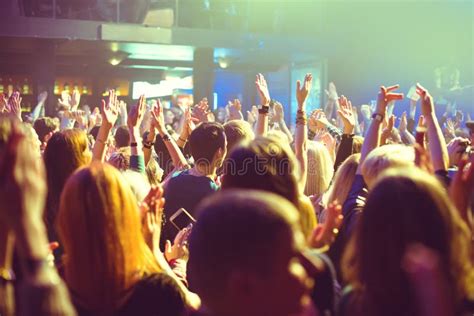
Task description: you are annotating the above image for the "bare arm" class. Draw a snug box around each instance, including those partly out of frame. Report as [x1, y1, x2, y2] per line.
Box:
[356, 85, 404, 174]
[416, 84, 449, 171]
[152, 99, 189, 169]
[295, 74, 313, 189]
[92, 90, 119, 162]
[255, 73, 271, 136]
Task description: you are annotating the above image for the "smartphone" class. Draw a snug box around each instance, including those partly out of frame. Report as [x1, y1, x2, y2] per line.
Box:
[170, 208, 196, 231]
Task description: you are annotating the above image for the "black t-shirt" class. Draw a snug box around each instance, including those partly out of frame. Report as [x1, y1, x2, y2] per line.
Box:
[75, 273, 186, 316]
[162, 170, 219, 245]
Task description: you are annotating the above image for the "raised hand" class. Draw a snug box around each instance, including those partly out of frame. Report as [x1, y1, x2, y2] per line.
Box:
[150, 99, 167, 135]
[360, 104, 372, 120]
[325, 82, 338, 102]
[37, 91, 48, 104]
[399, 112, 408, 133]
[164, 224, 192, 262]
[416, 83, 434, 116]
[376, 84, 404, 114]
[381, 115, 396, 145]
[182, 107, 198, 137]
[308, 200, 343, 248]
[8, 91, 22, 121]
[273, 101, 284, 122]
[70, 89, 81, 110]
[255, 73, 271, 106]
[337, 95, 355, 134]
[246, 105, 258, 125]
[309, 109, 330, 132]
[445, 118, 456, 139]
[100, 89, 119, 127]
[227, 99, 244, 121]
[447, 137, 470, 167]
[192, 98, 212, 123]
[296, 73, 313, 109]
[0, 94, 8, 113]
[127, 94, 147, 131]
[141, 185, 165, 254]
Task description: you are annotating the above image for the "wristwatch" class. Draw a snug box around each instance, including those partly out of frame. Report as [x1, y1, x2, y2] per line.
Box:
[371, 113, 384, 122]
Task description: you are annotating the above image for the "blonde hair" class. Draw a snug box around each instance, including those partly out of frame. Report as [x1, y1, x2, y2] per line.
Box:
[57, 162, 160, 312]
[305, 141, 334, 197]
[223, 120, 254, 153]
[361, 144, 414, 188]
[325, 153, 360, 208]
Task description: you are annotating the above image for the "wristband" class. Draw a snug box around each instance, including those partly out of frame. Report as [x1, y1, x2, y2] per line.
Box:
[371, 113, 384, 122]
[258, 105, 270, 115]
[161, 134, 171, 142]
[130, 142, 138, 147]
[178, 136, 187, 143]
[143, 140, 155, 149]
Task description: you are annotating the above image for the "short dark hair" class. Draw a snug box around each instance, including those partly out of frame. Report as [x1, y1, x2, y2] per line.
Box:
[114, 125, 130, 148]
[189, 122, 226, 165]
[89, 126, 100, 140]
[188, 189, 298, 303]
[33, 117, 59, 142]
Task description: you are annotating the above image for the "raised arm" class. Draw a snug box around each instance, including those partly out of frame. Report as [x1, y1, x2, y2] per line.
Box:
[295, 73, 313, 189]
[416, 83, 449, 171]
[356, 85, 404, 174]
[273, 101, 293, 143]
[92, 89, 119, 162]
[255, 73, 270, 136]
[151, 99, 189, 169]
[128, 95, 147, 173]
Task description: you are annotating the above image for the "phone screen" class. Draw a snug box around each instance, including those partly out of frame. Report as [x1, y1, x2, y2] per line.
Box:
[170, 208, 196, 231]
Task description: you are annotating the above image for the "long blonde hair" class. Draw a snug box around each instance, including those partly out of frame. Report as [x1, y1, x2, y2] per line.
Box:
[305, 141, 334, 197]
[323, 153, 360, 209]
[57, 162, 160, 312]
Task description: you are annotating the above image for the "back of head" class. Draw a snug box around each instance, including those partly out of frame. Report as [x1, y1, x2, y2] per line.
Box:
[189, 122, 226, 165]
[325, 153, 361, 208]
[43, 129, 91, 226]
[222, 136, 300, 206]
[188, 189, 303, 315]
[343, 167, 473, 314]
[361, 144, 414, 187]
[305, 141, 334, 197]
[57, 162, 158, 311]
[33, 117, 59, 142]
[114, 125, 130, 148]
[223, 119, 254, 153]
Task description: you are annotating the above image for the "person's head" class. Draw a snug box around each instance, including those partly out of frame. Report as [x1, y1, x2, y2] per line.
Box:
[57, 162, 159, 312]
[343, 167, 474, 315]
[164, 108, 175, 125]
[325, 153, 360, 209]
[44, 129, 91, 199]
[216, 107, 227, 123]
[89, 125, 100, 141]
[145, 154, 164, 185]
[223, 119, 254, 154]
[361, 144, 414, 188]
[222, 136, 316, 238]
[305, 141, 334, 197]
[114, 125, 130, 148]
[352, 135, 364, 154]
[188, 190, 312, 316]
[189, 122, 227, 168]
[33, 117, 60, 146]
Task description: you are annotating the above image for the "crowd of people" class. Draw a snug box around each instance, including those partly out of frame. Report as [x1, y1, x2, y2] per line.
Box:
[0, 73, 473, 316]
